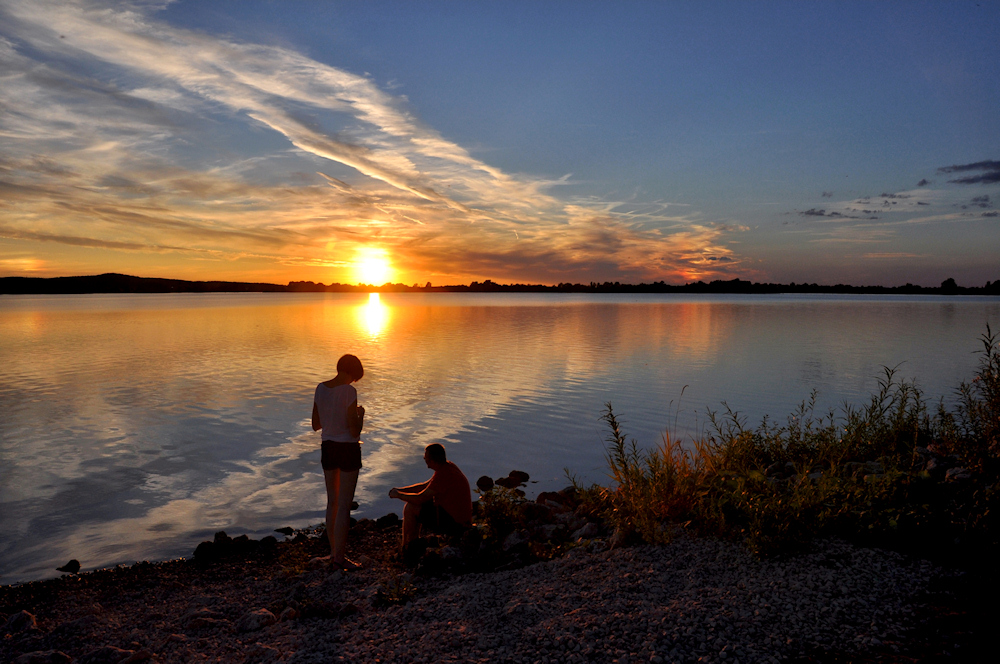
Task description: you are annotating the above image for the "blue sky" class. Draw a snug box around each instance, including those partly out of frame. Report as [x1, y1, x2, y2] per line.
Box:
[1, 0, 998, 286]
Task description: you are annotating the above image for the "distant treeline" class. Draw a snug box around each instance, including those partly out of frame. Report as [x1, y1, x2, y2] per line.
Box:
[3, 273, 1000, 295]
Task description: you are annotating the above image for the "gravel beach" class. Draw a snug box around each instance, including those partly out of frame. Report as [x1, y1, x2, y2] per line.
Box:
[1, 524, 962, 664]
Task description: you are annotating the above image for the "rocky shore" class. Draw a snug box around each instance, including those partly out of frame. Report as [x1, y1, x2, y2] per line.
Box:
[0, 482, 986, 663]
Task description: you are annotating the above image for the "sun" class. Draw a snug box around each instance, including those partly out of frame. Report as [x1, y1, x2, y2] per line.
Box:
[353, 249, 394, 286]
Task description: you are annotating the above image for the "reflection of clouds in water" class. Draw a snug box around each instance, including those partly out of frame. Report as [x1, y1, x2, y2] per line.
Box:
[22, 430, 330, 578]
[6, 293, 998, 583]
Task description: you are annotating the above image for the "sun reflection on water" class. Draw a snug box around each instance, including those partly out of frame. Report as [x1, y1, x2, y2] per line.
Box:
[359, 292, 388, 337]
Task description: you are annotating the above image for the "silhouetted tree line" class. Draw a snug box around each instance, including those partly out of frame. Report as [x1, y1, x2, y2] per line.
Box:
[3, 273, 1000, 295]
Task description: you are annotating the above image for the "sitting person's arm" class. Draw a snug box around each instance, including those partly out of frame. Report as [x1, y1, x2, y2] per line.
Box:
[388, 480, 435, 503]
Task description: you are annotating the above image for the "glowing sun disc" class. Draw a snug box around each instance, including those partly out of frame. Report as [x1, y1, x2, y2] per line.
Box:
[356, 254, 392, 285]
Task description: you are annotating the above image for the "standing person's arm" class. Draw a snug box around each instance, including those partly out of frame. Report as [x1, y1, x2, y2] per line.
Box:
[348, 401, 365, 438]
[312, 402, 321, 431]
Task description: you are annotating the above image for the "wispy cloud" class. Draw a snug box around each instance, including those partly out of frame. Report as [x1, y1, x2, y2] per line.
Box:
[0, 0, 744, 283]
[937, 160, 1000, 185]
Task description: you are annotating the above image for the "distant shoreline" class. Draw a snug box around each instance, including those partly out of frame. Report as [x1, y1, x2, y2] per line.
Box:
[3, 272, 1000, 296]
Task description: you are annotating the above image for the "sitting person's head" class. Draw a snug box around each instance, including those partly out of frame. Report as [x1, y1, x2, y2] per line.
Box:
[423, 443, 447, 468]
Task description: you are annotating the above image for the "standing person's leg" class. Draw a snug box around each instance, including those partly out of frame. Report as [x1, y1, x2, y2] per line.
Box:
[323, 468, 341, 556]
[333, 468, 359, 566]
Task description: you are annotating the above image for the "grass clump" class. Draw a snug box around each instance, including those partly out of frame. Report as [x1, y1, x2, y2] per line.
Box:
[582, 327, 1000, 558]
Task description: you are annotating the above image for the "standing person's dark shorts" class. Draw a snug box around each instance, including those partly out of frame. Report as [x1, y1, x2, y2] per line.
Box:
[321, 441, 362, 472]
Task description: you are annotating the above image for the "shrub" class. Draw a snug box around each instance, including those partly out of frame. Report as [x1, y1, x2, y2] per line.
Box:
[591, 328, 1000, 557]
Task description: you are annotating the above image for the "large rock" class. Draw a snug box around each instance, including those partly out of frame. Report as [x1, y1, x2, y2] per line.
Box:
[78, 645, 135, 664]
[945, 467, 973, 481]
[572, 522, 600, 540]
[502, 529, 530, 552]
[13, 652, 72, 664]
[52, 613, 100, 636]
[193, 540, 216, 561]
[235, 608, 277, 633]
[521, 501, 552, 524]
[494, 476, 522, 489]
[56, 559, 80, 574]
[5, 610, 38, 633]
[376, 513, 400, 529]
[536, 491, 566, 505]
[535, 523, 566, 541]
[182, 607, 228, 630]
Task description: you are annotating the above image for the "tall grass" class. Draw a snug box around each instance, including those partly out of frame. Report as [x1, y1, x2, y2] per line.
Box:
[586, 327, 1000, 557]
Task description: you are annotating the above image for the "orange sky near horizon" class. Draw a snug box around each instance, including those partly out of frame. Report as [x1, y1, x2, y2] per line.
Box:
[2, 2, 999, 288]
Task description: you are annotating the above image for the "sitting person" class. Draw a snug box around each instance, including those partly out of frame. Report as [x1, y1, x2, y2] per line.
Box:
[388, 443, 472, 550]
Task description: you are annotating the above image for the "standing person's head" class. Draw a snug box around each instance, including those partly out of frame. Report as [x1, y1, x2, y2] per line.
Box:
[423, 443, 447, 469]
[337, 354, 364, 382]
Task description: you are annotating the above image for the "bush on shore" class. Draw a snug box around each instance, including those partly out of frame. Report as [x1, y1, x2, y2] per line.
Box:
[576, 326, 1000, 558]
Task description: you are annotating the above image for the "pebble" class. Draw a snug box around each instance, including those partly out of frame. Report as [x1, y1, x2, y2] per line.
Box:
[280, 536, 937, 663]
[1, 532, 943, 664]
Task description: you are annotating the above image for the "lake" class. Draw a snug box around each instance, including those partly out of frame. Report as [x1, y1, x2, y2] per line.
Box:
[2, 292, 998, 583]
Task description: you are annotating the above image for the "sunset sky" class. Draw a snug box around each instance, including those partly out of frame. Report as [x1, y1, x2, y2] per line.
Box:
[1, 0, 998, 287]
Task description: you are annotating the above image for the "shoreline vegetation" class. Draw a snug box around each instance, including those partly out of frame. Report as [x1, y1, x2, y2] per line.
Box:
[2, 272, 1000, 295]
[2, 334, 998, 662]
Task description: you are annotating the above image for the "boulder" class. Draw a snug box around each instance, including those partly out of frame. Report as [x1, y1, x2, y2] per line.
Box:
[572, 522, 600, 540]
[508, 470, 530, 484]
[945, 467, 973, 481]
[182, 607, 226, 629]
[459, 527, 483, 558]
[231, 534, 257, 554]
[13, 652, 72, 664]
[213, 531, 232, 549]
[535, 523, 566, 541]
[192, 541, 215, 562]
[56, 559, 80, 574]
[439, 546, 462, 561]
[926, 457, 949, 475]
[843, 462, 866, 478]
[494, 476, 522, 489]
[476, 475, 495, 492]
[520, 501, 552, 524]
[235, 608, 277, 633]
[274, 527, 294, 536]
[79, 645, 135, 664]
[338, 603, 360, 618]
[610, 525, 638, 549]
[245, 643, 282, 663]
[502, 529, 530, 552]
[536, 491, 566, 505]
[53, 614, 100, 635]
[5, 610, 38, 633]
[376, 513, 400, 529]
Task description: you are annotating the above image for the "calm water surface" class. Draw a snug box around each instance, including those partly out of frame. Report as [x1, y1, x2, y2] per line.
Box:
[2, 292, 998, 583]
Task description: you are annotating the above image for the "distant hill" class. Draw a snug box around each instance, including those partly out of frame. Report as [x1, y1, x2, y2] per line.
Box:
[0, 273, 286, 294]
[2, 273, 999, 295]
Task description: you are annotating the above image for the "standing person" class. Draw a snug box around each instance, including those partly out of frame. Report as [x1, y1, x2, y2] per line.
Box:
[312, 354, 365, 570]
[388, 443, 472, 553]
